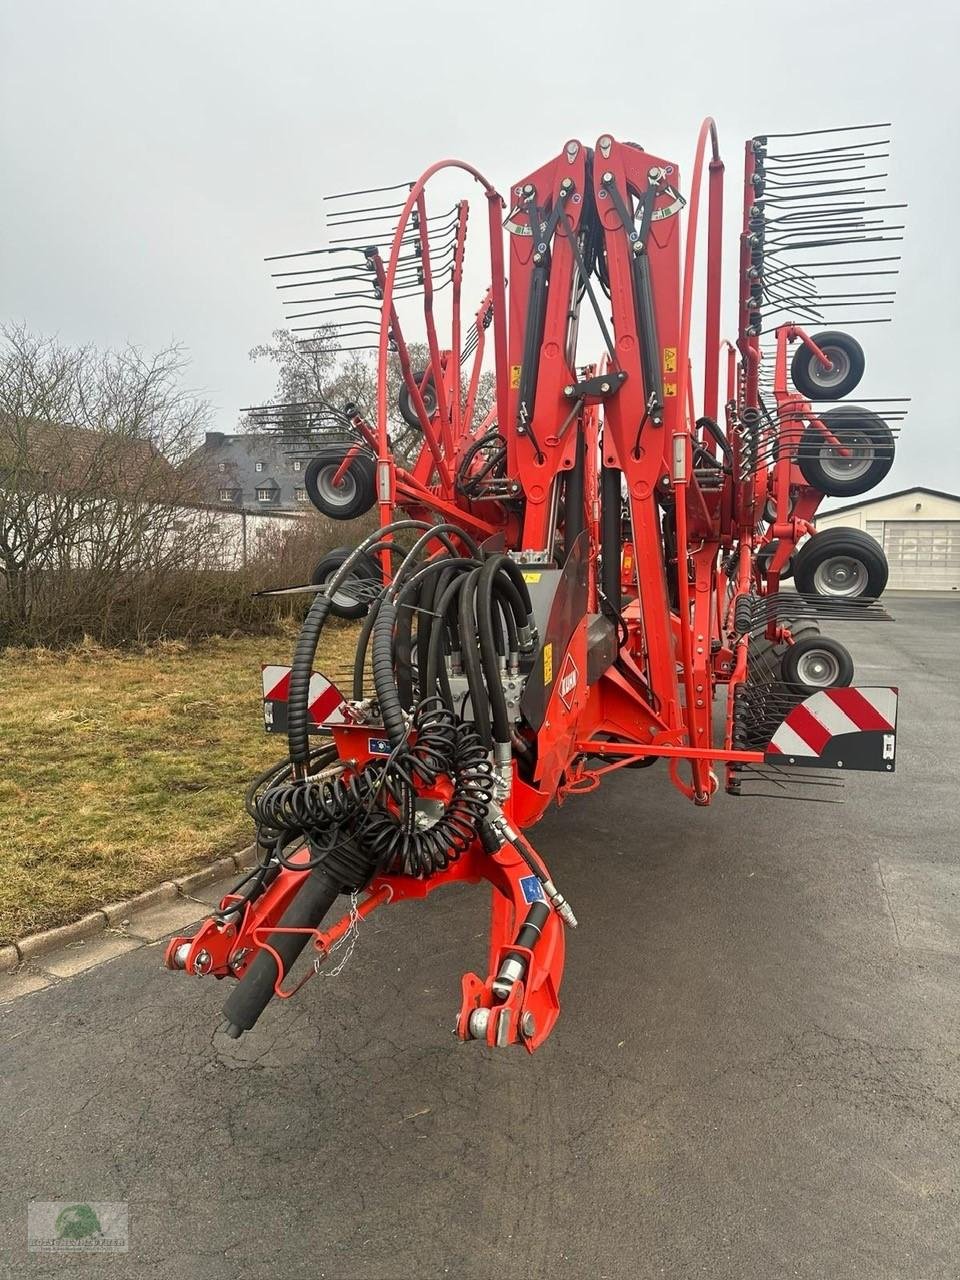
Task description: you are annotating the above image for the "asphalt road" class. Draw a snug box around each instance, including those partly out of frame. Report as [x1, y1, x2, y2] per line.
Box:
[2, 596, 958, 1280]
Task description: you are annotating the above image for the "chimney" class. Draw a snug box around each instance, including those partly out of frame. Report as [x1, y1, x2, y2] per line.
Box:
[205, 431, 226, 447]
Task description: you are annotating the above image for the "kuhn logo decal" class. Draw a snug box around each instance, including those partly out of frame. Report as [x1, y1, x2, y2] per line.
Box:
[558, 655, 579, 709]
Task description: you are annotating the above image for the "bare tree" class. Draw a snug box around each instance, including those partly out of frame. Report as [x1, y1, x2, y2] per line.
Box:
[246, 329, 497, 467]
[0, 326, 220, 643]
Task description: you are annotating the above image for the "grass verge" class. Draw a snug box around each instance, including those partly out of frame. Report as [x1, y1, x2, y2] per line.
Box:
[0, 626, 358, 942]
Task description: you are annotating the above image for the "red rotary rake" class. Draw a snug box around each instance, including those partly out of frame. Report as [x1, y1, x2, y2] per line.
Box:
[167, 121, 905, 1052]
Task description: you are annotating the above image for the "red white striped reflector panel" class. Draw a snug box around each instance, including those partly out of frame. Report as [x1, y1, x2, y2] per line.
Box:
[261, 665, 346, 726]
[766, 686, 897, 760]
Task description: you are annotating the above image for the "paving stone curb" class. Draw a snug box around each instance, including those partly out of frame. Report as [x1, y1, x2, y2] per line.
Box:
[2, 845, 258, 968]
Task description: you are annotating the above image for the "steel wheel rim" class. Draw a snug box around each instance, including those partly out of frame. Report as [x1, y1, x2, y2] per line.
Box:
[316, 464, 357, 507]
[819, 429, 874, 482]
[812, 555, 869, 597]
[795, 648, 841, 687]
[808, 345, 851, 390]
[321, 571, 360, 610]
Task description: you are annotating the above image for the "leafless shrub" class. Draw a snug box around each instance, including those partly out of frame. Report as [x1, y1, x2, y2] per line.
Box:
[0, 326, 381, 647]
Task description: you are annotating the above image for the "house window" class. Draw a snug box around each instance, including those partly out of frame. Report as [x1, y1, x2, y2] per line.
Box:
[256, 487, 275, 502]
[218, 488, 240, 503]
[218, 462, 226, 473]
[293, 460, 303, 471]
[295, 487, 308, 503]
[255, 462, 264, 472]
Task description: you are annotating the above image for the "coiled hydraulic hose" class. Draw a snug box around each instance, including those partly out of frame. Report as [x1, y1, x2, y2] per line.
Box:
[254, 700, 493, 881]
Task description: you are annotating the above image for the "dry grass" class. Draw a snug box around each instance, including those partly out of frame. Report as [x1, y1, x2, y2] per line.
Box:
[0, 626, 359, 941]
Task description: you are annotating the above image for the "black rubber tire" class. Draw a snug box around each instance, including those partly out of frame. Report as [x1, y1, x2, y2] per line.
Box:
[747, 633, 780, 684]
[798, 406, 894, 498]
[748, 617, 820, 684]
[397, 369, 437, 430]
[221, 866, 340, 1038]
[756, 540, 794, 581]
[310, 547, 383, 620]
[304, 447, 376, 520]
[794, 527, 889, 601]
[780, 634, 855, 692]
[790, 330, 865, 400]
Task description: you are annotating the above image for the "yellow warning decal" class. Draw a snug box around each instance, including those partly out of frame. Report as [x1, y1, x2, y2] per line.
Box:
[521, 571, 542, 584]
[543, 642, 553, 685]
[663, 346, 677, 373]
[664, 381, 678, 397]
[510, 364, 522, 389]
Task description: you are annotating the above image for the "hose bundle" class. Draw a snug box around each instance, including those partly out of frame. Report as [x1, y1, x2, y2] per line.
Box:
[223, 516, 535, 1038]
[252, 699, 493, 887]
[246, 518, 535, 897]
[455, 429, 507, 499]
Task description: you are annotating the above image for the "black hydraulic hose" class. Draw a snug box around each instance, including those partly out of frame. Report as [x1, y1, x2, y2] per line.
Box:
[392, 554, 483, 710]
[389, 555, 480, 605]
[371, 552, 483, 747]
[371, 599, 407, 748]
[488, 571, 529, 645]
[347, 540, 415, 700]
[288, 593, 334, 766]
[696, 415, 733, 465]
[419, 563, 461, 702]
[221, 865, 340, 1038]
[492, 580, 520, 655]
[493, 555, 535, 622]
[387, 524, 481, 597]
[600, 464, 623, 609]
[425, 571, 470, 708]
[414, 563, 443, 697]
[288, 521, 431, 766]
[487, 580, 505, 656]
[352, 588, 387, 700]
[393, 553, 482, 710]
[456, 430, 506, 496]
[394, 576, 418, 710]
[458, 567, 492, 749]
[512, 900, 551, 955]
[350, 540, 442, 701]
[476, 557, 511, 745]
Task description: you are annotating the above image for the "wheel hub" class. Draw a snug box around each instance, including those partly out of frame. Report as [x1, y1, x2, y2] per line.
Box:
[795, 648, 841, 687]
[820, 430, 874, 482]
[813, 555, 869, 597]
[317, 464, 357, 505]
[809, 345, 851, 389]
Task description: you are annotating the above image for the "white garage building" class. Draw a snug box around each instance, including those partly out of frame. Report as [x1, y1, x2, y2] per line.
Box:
[815, 487, 960, 591]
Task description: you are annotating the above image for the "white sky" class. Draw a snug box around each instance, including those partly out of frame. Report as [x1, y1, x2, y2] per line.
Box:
[2, 0, 957, 492]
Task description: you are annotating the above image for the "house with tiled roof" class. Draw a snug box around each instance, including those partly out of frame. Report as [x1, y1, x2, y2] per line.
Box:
[186, 431, 310, 513]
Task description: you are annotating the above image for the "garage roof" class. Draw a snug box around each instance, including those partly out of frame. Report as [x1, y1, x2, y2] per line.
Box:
[822, 486, 960, 518]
